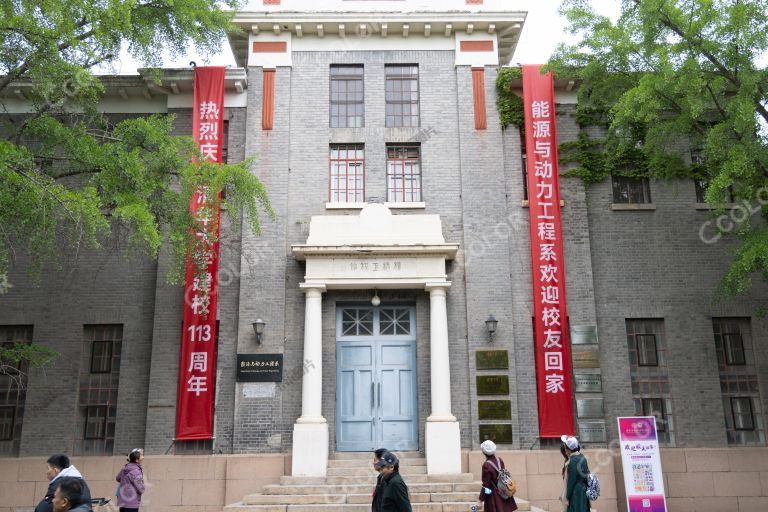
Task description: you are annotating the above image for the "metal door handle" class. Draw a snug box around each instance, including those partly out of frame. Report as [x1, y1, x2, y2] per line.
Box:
[377, 382, 381, 407]
[371, 382, 375, 411]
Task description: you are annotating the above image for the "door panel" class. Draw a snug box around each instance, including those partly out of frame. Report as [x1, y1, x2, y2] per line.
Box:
[336, 307, 418, 452]
[337, 342, 376, 451]
[379, 342, 418, 450]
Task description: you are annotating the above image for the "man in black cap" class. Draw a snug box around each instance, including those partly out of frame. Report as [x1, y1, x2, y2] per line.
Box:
[378, 452, 412, 512]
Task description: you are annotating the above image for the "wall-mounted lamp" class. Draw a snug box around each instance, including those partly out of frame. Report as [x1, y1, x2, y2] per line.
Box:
[371, 289, 381, 307]
[485, 314, 498, 342]
[253, 318, 265, 344]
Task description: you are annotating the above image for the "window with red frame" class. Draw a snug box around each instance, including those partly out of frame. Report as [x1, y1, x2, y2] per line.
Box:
[329, 144, 365, 203]
[386, 144, 421, 202]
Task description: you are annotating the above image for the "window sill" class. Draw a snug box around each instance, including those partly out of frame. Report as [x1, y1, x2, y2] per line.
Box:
[610, 203, 656, 211]
[325, 202, 367, 210]
[385, 201, 426, 209]
[695, 202, 738, 210]
[521, 200, 565, 208]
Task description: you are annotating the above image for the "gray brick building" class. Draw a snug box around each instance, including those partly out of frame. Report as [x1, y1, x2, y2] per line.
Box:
[2, 0, 767, 477]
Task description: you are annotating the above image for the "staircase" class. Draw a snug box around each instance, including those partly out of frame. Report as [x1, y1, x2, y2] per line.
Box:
[224, 452, 544, 512]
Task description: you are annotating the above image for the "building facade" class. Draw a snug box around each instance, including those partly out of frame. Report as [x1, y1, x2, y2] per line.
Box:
[2, 0, 768, 480]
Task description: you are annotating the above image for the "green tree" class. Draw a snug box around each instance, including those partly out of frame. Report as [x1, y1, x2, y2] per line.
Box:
[0, 0, 273, 374]
[550, 0, 768, 294]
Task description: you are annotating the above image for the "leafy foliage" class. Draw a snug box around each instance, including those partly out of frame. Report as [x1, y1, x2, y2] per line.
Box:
[550, 0, 768, 295]
[0, 0, 274, 372]
[496, 67, 525, 129]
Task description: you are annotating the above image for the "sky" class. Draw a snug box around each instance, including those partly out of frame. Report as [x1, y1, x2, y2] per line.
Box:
[101, 0, 621, 74]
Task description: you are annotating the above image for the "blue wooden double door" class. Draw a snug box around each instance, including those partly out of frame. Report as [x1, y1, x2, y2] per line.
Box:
[336, 306, 418, 452]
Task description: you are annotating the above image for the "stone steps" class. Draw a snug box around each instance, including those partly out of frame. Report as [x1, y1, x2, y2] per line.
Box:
[279, 473, 474, 486]
[223, 451, 543, 512]
[332, 451, 424, 460]
[328, 458, 427, 468]
[226, 503, 532, 512]
[327, 465, 428, 476]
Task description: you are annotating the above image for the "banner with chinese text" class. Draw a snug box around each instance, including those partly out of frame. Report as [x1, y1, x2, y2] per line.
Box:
[618, 417, 668, 512]
[522, 65, 574, 437]
[175, 66, 225, 440]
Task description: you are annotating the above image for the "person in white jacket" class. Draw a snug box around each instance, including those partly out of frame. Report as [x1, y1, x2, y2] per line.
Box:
[35, 454, 91, 512]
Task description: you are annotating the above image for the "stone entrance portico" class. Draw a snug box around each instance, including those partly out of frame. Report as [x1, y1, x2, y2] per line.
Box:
[291, 204, 460, 476]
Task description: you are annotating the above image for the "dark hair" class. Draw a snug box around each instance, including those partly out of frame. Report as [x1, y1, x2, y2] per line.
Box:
[378, 451, 400, 472]
[55, 476, 83, 506]
[128, 448, 143, 463]
[374, 448, 388, 459]
[560, 443, 568, 477]
[47, 454, 70, 471]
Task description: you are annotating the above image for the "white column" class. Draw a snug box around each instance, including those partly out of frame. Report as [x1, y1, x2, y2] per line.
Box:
[425, 282, 462, 475]
[298, 286, 325, 423]
[427, 284, 456, 421]
[292, 284, 328, 476]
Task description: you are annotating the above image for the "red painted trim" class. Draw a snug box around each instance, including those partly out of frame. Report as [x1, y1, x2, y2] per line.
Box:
[262, 69, 275, 130]
[460, 40, 494, 52]
[252, 41, 287, 53]
[466, 0, 483, 4]
[263, 0, 280, 5]
[472, 68, 487, 130]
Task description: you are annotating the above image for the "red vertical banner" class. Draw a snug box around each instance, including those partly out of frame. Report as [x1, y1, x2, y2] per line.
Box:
[176, 67, 225, 440]
[522, 65, 574, 438]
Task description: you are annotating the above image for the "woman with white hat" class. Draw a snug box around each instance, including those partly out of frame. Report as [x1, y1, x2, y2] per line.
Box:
[560, 435, 590, 512]
[475, 440, 517, 511]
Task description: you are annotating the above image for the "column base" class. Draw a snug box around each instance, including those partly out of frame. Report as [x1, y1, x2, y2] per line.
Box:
[291, 422, 329, 477]
[425, 420, 461, 475]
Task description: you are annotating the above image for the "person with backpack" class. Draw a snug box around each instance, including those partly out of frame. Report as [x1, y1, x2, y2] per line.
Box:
[560, 435, 591, 512]
[475, 440, 517, 511]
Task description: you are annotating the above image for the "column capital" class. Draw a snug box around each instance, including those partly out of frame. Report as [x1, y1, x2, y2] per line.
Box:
[299, 283, 327, 294]
[425, 282, 451, 293]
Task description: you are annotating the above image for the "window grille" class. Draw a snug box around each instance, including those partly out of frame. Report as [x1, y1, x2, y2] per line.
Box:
[329, 144, 365, 203]
[385, 65, 419, 127]
[713, 318, 765, 445]
[75, 325, 122, 455]
[626, 319, 675, 445]
[0, 325, 32, 457]
[386, 144, 421, 202]
[330, 65, 364, 128]
[612, 175, 652, 204]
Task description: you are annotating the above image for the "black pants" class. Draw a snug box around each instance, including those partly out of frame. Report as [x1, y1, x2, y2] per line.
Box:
[119, 508, 139, 512]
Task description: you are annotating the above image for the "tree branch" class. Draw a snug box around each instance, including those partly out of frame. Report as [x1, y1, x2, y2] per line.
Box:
[0, 23, 95, 95]
[632, 0, 768, 124]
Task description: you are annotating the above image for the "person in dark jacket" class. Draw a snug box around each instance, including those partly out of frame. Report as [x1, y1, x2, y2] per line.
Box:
[35, 454, 92, 512]
[371, 447, 389, 512]
[116, 448, 146, 512]
[476, 440, 517, 512]
[51, 477, 91, 512]
[378, 452, 412, 512]
[561, 435, 590, 512]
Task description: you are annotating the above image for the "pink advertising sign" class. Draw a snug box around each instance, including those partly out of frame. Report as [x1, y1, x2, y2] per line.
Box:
[617, 417, 667, 512]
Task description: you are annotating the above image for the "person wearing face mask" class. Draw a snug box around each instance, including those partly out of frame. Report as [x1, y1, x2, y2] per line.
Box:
[35, 454, 92, 512]
[115, 448, 146, 512]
